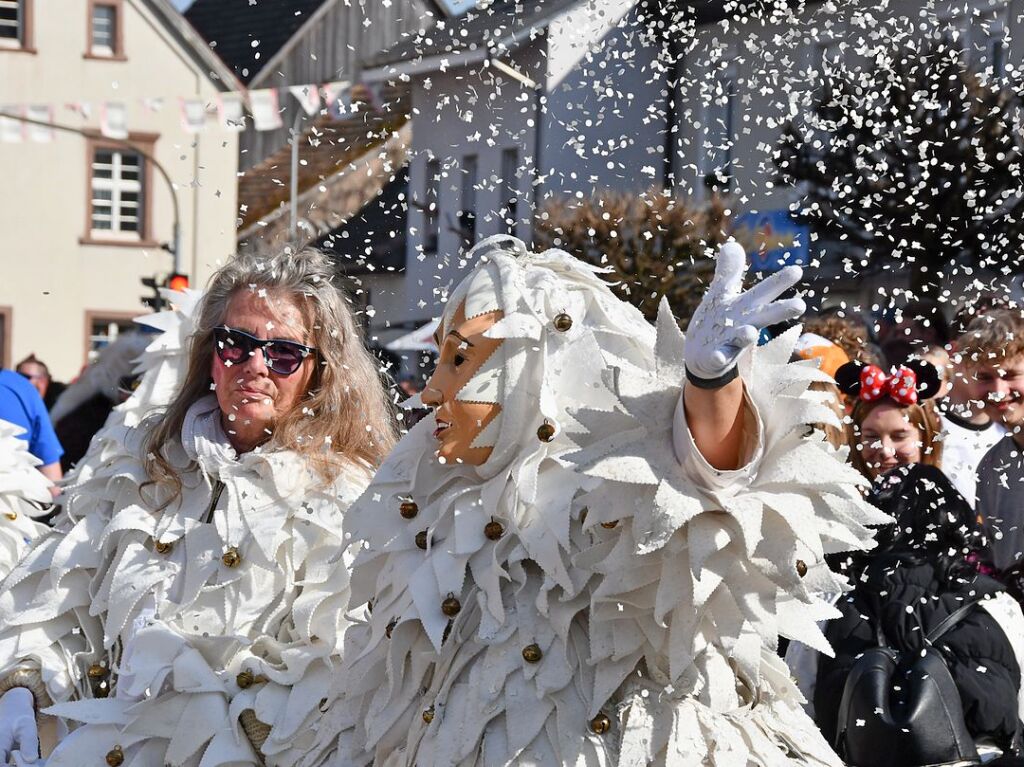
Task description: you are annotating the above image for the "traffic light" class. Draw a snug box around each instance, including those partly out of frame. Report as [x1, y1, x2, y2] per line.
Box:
[141, 276, 165, 311]
[167, 273, 189, 292]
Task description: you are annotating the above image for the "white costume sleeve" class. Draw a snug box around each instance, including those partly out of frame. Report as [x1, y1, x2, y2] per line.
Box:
[980, 592, 1024, 722]
[0, 419, 53, 583]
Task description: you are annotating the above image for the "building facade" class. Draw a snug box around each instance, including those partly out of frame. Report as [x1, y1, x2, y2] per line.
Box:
[0, 0, 239, 379]
[357, 0, 1024, 349]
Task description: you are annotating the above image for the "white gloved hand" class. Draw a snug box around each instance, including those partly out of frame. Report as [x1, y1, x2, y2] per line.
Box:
[685, 240, 805, 383]
[0, 688, 39, 764]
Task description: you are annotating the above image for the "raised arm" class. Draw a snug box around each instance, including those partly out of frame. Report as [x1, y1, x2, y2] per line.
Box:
[681, 241, 805, 470]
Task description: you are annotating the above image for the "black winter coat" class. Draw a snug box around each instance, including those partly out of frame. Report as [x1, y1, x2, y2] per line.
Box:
[815, 555, 1022, 754]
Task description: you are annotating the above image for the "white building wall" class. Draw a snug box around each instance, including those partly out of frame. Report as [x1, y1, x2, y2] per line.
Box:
[0, 0, 238, 379]
[363, 40, 546, 343]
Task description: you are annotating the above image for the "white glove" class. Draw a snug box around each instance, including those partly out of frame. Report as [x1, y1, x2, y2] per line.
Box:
[685, 240, 805, 383]
[0, 688, 39, 764]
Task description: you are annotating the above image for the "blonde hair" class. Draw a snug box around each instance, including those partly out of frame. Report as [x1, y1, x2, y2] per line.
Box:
[144, 249, 397, 499]
[956, 308, 1024, 366]
[847, 398, 943, 479]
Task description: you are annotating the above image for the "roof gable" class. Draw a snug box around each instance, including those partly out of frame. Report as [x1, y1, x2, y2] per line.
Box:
[184, 0, 330, 84]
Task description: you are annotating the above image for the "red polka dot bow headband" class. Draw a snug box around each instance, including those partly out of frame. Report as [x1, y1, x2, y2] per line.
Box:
[835, 360, 941, 405]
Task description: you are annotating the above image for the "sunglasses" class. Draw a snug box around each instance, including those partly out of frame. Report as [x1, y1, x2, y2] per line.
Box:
[213, 326, 316, 376]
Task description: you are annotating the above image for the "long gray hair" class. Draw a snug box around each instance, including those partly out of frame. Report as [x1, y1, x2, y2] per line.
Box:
[144, 248, 397, 499]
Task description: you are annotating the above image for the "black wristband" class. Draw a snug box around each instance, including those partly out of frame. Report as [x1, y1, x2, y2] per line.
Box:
[685, 365, 739, 390]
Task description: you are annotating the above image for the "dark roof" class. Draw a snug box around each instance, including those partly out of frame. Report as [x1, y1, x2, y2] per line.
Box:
[365, 0, 573, 70]
[184, 0, 329, 84]
[366, 0, 814, 71]
[317, 167, 409, 275]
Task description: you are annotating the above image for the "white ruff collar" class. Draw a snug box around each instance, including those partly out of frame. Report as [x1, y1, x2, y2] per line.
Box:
[180, 395, 237, 477]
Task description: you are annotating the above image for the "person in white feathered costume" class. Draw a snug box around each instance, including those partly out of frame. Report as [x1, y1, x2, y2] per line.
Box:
[0, 420, 52, 579]
[0, 250, 397, 766]
[300, 235, 889, 767]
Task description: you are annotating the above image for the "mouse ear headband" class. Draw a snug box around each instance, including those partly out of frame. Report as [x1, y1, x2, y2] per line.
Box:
[835, 360, 941, 405]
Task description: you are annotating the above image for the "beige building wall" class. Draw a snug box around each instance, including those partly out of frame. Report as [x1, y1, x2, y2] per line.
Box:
[0, 0, 238, 380]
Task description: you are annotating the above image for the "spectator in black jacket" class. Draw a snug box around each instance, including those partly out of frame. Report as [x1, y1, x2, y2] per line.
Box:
[792, 464, 1024, 765]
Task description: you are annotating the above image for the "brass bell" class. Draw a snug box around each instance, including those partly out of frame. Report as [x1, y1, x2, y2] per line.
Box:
[600, 520, 619, 529]
[422, 705, 435, 724]
[441, 593, 461, 617]
[385, 619, 397, 638]
[236, 670, 255, 689]
[415, 530, 429, 550]
[87, 663, 108, 679]
[537, 422, 556, 443]
[154, 539, 173, 554]
[4, 511, 17, 521]
[221, 546, 241, 567]
[589, 712, 611, 735]
[484, 519, 504, 540]
[522, 644, 542, 663]
[553, 313, 573, 332]
[400, 500, 419, 519]
[796, 559, 808, 578]
[105, 746, 125, 767]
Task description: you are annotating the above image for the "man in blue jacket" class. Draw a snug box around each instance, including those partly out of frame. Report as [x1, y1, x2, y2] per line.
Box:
[0, 368, 63, 489]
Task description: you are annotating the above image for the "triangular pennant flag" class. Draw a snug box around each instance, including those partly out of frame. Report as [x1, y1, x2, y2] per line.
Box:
[101, 102, 128, 139]
[288, 84, 321, 116]
[217, 93, 245, 131]
[320, 81, 350, 119]
[26, 105, 53, 142]
[180, 98, 206, 134]
[249, 88, 283, 131]
[0, 106, 24, 143]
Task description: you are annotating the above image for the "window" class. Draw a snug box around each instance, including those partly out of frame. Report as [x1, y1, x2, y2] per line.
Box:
[501, 148, 518, 236]
[85, 313, 136, 364]
[699, 67, 735, 194]
[0, 306, 10, 368]
[91, 148, 143, 235]
[423, 157, 440, 255]
[0, 0, 32, 51]
[87, 0, 122, 58]
[83, 133, 156, 246]
[458, 154, 477, 245]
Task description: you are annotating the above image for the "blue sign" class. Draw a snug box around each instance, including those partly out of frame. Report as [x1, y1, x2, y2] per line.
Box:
[733, 210, 810, 273]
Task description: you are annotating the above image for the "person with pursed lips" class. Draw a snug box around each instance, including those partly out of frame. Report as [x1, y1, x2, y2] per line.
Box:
[0, 250, 396, 766]
[301, 237, 883, 767]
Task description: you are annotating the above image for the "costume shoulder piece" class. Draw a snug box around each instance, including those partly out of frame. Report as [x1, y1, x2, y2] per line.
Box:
[0, 418, 52, 580]
[301, 237, 886, 767]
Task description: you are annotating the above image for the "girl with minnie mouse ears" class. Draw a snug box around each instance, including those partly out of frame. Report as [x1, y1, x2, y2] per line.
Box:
[835, 359, 944, 480]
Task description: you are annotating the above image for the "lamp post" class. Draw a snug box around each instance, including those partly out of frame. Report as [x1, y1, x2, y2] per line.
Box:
[3, 111, 183, 271]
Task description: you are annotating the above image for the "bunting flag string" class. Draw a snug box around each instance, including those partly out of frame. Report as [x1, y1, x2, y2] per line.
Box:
[0, 79, 374, 143]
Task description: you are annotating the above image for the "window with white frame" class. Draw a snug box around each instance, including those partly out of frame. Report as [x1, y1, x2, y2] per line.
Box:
[501, 148, 518, 236]
[90, 147, 144, 237]
[423, 157, 440, 254]
[87, 316, 135, 363]
[90, 3, 117, 56]
[459, 154, 477, 244]
[0, 0, 25, 46]
[698, 67, 735, 193]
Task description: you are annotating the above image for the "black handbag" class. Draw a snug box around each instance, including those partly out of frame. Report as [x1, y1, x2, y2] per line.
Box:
[835, 599, 983, 767]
